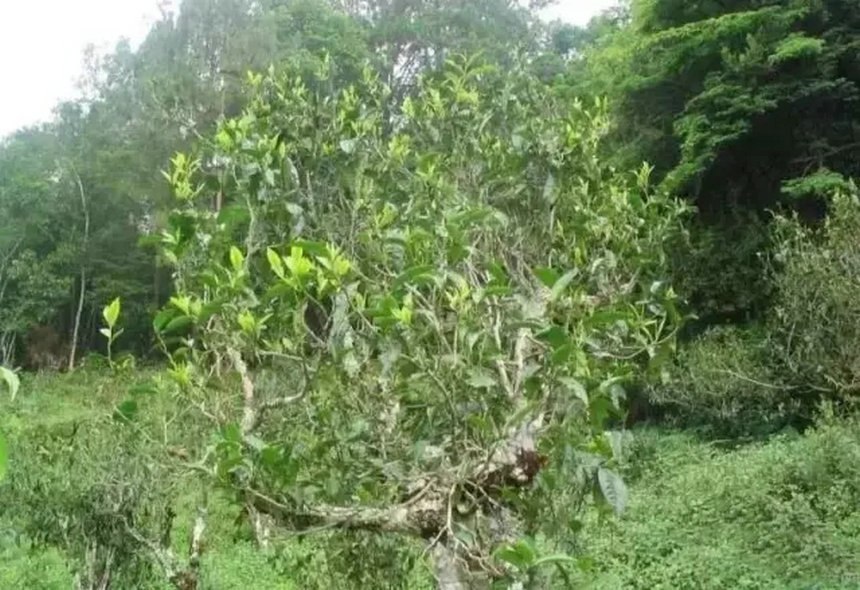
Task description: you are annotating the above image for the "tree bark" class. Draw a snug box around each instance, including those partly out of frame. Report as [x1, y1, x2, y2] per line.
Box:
[432, 543, 466, 590]
[68, 165, 89, 371]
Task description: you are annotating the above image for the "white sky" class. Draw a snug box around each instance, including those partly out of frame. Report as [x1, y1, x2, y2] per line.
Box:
[0, 0, 616, 138]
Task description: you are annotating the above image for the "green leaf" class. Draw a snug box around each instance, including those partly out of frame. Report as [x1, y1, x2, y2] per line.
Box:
[223, 422, 242, 444]
[534, 267, 560, 288]
[467, 368, 498, 389]
[589, 395, 615, 432]
[103, 298, 121, 329]
[494, 539, 537, 570]
[392, 265, 437, 291]
[114, 399, 139, 423]
[292, 240, 328, 257]
[285, 246, 314, 277]
[0, 366, 20, 402]
[99, 328, 112, 340]
[339, 138, 357, 154]
[267, 248, 285, 279]
[605, 430, 625, 462]
[550, 270, 578, 301]
[169, 295, 191, 315]
[237, 310, 256, 334]
[153, 309, 177, 332]
[163, 315, 194, 334]
[597, 467, 628, 515]
[229, 246, 244, 271]
[245, 435, 266, 452]
[560, 377, 588, 405]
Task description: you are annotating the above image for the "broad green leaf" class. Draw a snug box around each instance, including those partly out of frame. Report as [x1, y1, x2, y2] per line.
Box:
[392, 265, 436, 291]
[169, 295, 191, 315]
[534, 267, 560, 288]
[467, 368, 498, 389]
[238, 310, 256, 334]
[153, 309, 176, 331]
[285, 246, 314, 277]
[114, 399, 139, 423]
[550, 270, 578, 301]
[163, 315, 194, 334]
[0, 366, 20, 401]
[532, 554, 578, 569]
[292, 240, 328, 257]
[229, 246, 244, 271]
[103, 298, 121, 329]
[494, 539, 536, 570]
[597, 467, 628, 515]
[267, 248, 285, 279]
[560, 377, 588, 405]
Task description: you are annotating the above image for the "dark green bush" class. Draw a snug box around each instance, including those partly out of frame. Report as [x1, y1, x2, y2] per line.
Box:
[670, 213, 773, 330]
[648, 325, 799, 435]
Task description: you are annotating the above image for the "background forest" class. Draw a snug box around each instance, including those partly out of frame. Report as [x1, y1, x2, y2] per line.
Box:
[1, 0, 860, 588]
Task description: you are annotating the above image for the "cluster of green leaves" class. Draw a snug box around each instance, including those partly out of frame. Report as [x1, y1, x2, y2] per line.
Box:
[563, 0, 860, 336]
[0, 369, 439, 588]
[656, 185, 860, 434]
[0, 0, 560, 369]
[767, 187, 860, 401]
[649, 324, 798, 436]
[151, 48, 688, 582]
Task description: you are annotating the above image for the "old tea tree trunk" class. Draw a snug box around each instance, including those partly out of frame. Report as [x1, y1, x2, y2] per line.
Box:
[228, 331, 547, 589]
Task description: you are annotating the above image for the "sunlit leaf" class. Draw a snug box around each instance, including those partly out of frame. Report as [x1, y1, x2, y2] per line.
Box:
[103, 298, 121, 329]
[0, 366, 20, 402]
[267, 248, 285, 279]
[229, 246, 244, 271]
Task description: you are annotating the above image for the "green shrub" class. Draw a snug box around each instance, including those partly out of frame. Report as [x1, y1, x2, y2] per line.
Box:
[648, 325, 798, 435]
[0, 541, 75, 590]
[768, 190, 860, 403]
[576, 418, 860, 589]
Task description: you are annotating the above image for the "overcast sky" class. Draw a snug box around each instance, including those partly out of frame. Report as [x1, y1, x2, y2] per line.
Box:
[0, 0, 616, 138]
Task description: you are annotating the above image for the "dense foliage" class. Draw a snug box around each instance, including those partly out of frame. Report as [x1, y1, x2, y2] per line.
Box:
[4, 0, 860, 588]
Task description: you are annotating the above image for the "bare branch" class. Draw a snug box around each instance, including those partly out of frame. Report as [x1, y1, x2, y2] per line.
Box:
[228, 349, 258, 435]
[125, 509, 207, 590]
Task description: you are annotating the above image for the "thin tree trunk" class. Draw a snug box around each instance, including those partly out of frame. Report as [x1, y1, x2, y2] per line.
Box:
[68, 165, 89, 371]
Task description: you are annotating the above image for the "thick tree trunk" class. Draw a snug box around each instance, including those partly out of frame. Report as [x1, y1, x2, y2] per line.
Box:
[68, 166, 89, 371]
[432, 543, 466, 590]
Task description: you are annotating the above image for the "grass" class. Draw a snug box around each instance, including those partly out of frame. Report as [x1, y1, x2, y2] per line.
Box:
[2, 369, 859, 588]
[577, 416, 860, 589]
